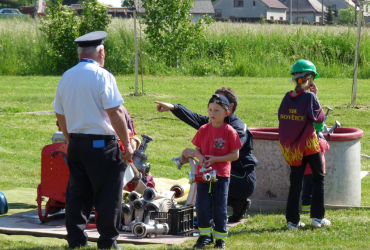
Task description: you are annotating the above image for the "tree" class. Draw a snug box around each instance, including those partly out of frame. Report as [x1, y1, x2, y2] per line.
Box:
[141, 0, 213, 66]
[40, 0, 111, 74]
[40, 0, 79, 72]
[325, 5, 335, 23]
[338, 5, 364, 25]
[16, 0, 34, 6]
[79, 0, 111, 35]
[121, 0, 134, 8]
[260, 14, 267, 24]
[338, 5, 355, 25]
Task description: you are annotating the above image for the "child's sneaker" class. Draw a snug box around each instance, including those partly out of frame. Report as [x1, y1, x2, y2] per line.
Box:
[287, 221, 305, 230]
[311, 218, 331, 228]
[214, 239, 225, 249]
[193, 234, 214, 249]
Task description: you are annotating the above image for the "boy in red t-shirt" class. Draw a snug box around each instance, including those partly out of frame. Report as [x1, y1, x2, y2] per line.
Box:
[192, 94, 242, 249]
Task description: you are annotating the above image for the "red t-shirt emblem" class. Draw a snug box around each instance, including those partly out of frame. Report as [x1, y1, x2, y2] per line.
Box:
[213, 138, 226, 149]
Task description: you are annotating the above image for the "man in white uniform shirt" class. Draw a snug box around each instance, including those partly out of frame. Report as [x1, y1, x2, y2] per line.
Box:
[53, 31, 133, 249]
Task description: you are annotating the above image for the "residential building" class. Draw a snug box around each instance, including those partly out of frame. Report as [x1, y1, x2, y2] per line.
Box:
[191, 0, 215, 21]
[321, 0, 349, 16]
[213, 0, 288, 22]
[135, 0, 215, 22]
[280, 0, 326, 22]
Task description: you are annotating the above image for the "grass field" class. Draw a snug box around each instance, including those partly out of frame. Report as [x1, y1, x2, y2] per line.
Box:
[0, 75, 369, 249]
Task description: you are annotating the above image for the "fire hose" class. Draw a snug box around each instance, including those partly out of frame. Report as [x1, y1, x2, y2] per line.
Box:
[144, 198, 172, 213]
[133, 199, 146, 211]
[122, 202, 134, 215]
[127, 191, 141, 203]
[130, 199, 145, 225]
[170, 183, 191, 198]
[122, 191, 143, 231]
[142, 187, 175, 202]
[185, 158, 198, 206]
[121, 202, 134, 230]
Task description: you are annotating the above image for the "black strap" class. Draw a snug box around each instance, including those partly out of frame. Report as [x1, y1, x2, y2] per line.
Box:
[69, 133, 116, 140]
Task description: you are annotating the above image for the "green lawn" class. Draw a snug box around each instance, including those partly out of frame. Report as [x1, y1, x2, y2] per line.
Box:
[0, 76, 369, 249]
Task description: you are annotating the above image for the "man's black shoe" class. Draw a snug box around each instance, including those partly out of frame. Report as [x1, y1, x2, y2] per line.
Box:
[228, 198, 251, 223]
[214, 239, 225, 249]
[193, 235, 214, 249]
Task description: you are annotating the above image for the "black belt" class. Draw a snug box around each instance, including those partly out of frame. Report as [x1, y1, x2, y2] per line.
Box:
[69, 133, 116, 140]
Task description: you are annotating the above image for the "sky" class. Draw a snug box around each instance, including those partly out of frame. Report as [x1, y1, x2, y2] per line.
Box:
[98, 0, 122, 7]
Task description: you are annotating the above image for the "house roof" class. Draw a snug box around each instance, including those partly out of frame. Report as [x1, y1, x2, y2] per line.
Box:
[308, 0, 324, 11]
[135, 0, 214, 15]
[261, 0, 288, 9]
[279, 0, 325, 12]
[191, 0, 215, 14]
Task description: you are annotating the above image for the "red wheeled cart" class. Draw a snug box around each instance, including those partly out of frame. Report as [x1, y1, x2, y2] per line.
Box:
[36, 142, 69, 222]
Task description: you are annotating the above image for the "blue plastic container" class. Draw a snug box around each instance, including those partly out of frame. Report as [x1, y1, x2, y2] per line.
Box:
[0, 191, 9, 215]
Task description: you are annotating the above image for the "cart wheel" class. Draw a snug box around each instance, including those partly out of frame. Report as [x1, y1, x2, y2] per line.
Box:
[36, 184, 47, 222]
[47, 200, 64, 215]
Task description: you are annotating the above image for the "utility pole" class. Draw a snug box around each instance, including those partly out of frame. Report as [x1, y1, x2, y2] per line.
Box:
[134, 0, 138, 96]
[290, 0, 292, 24]
[352, 0, 363, 107]
[321, 0, 324, 25]
[297, 0, 299, 23]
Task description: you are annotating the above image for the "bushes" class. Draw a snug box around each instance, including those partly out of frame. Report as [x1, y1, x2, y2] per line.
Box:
[40, 0, 79, 73]
[2, 19, 370, 78]
[40, 0, 111, 74]
[141, 0, 213, 67]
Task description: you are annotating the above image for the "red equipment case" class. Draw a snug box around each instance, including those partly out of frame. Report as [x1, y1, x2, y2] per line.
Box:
[36, 143, 69, 222]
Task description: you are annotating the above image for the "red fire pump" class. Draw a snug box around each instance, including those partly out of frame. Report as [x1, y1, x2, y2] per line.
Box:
[36, 141, 69, 222]
[36, 131, 139, 223]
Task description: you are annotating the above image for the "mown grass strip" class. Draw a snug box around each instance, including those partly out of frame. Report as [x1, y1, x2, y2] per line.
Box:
[0, 76, 369, 249]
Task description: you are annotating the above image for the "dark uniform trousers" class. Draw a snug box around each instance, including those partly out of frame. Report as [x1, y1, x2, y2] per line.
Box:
[228, 167, 256, 200]
[197, 177, 230, 234]
[286, 152, 325, 224]
[66, 135, 126, 249]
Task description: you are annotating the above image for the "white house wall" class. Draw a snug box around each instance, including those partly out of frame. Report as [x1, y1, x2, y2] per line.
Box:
[266, 8, 286, 20]
[214, 0, 269, 18]
[287, 11, 318, 22]
[192, 14, 203, 22]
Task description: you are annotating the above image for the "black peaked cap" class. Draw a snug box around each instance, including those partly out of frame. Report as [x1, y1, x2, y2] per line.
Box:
[74, 31, 107, 47]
